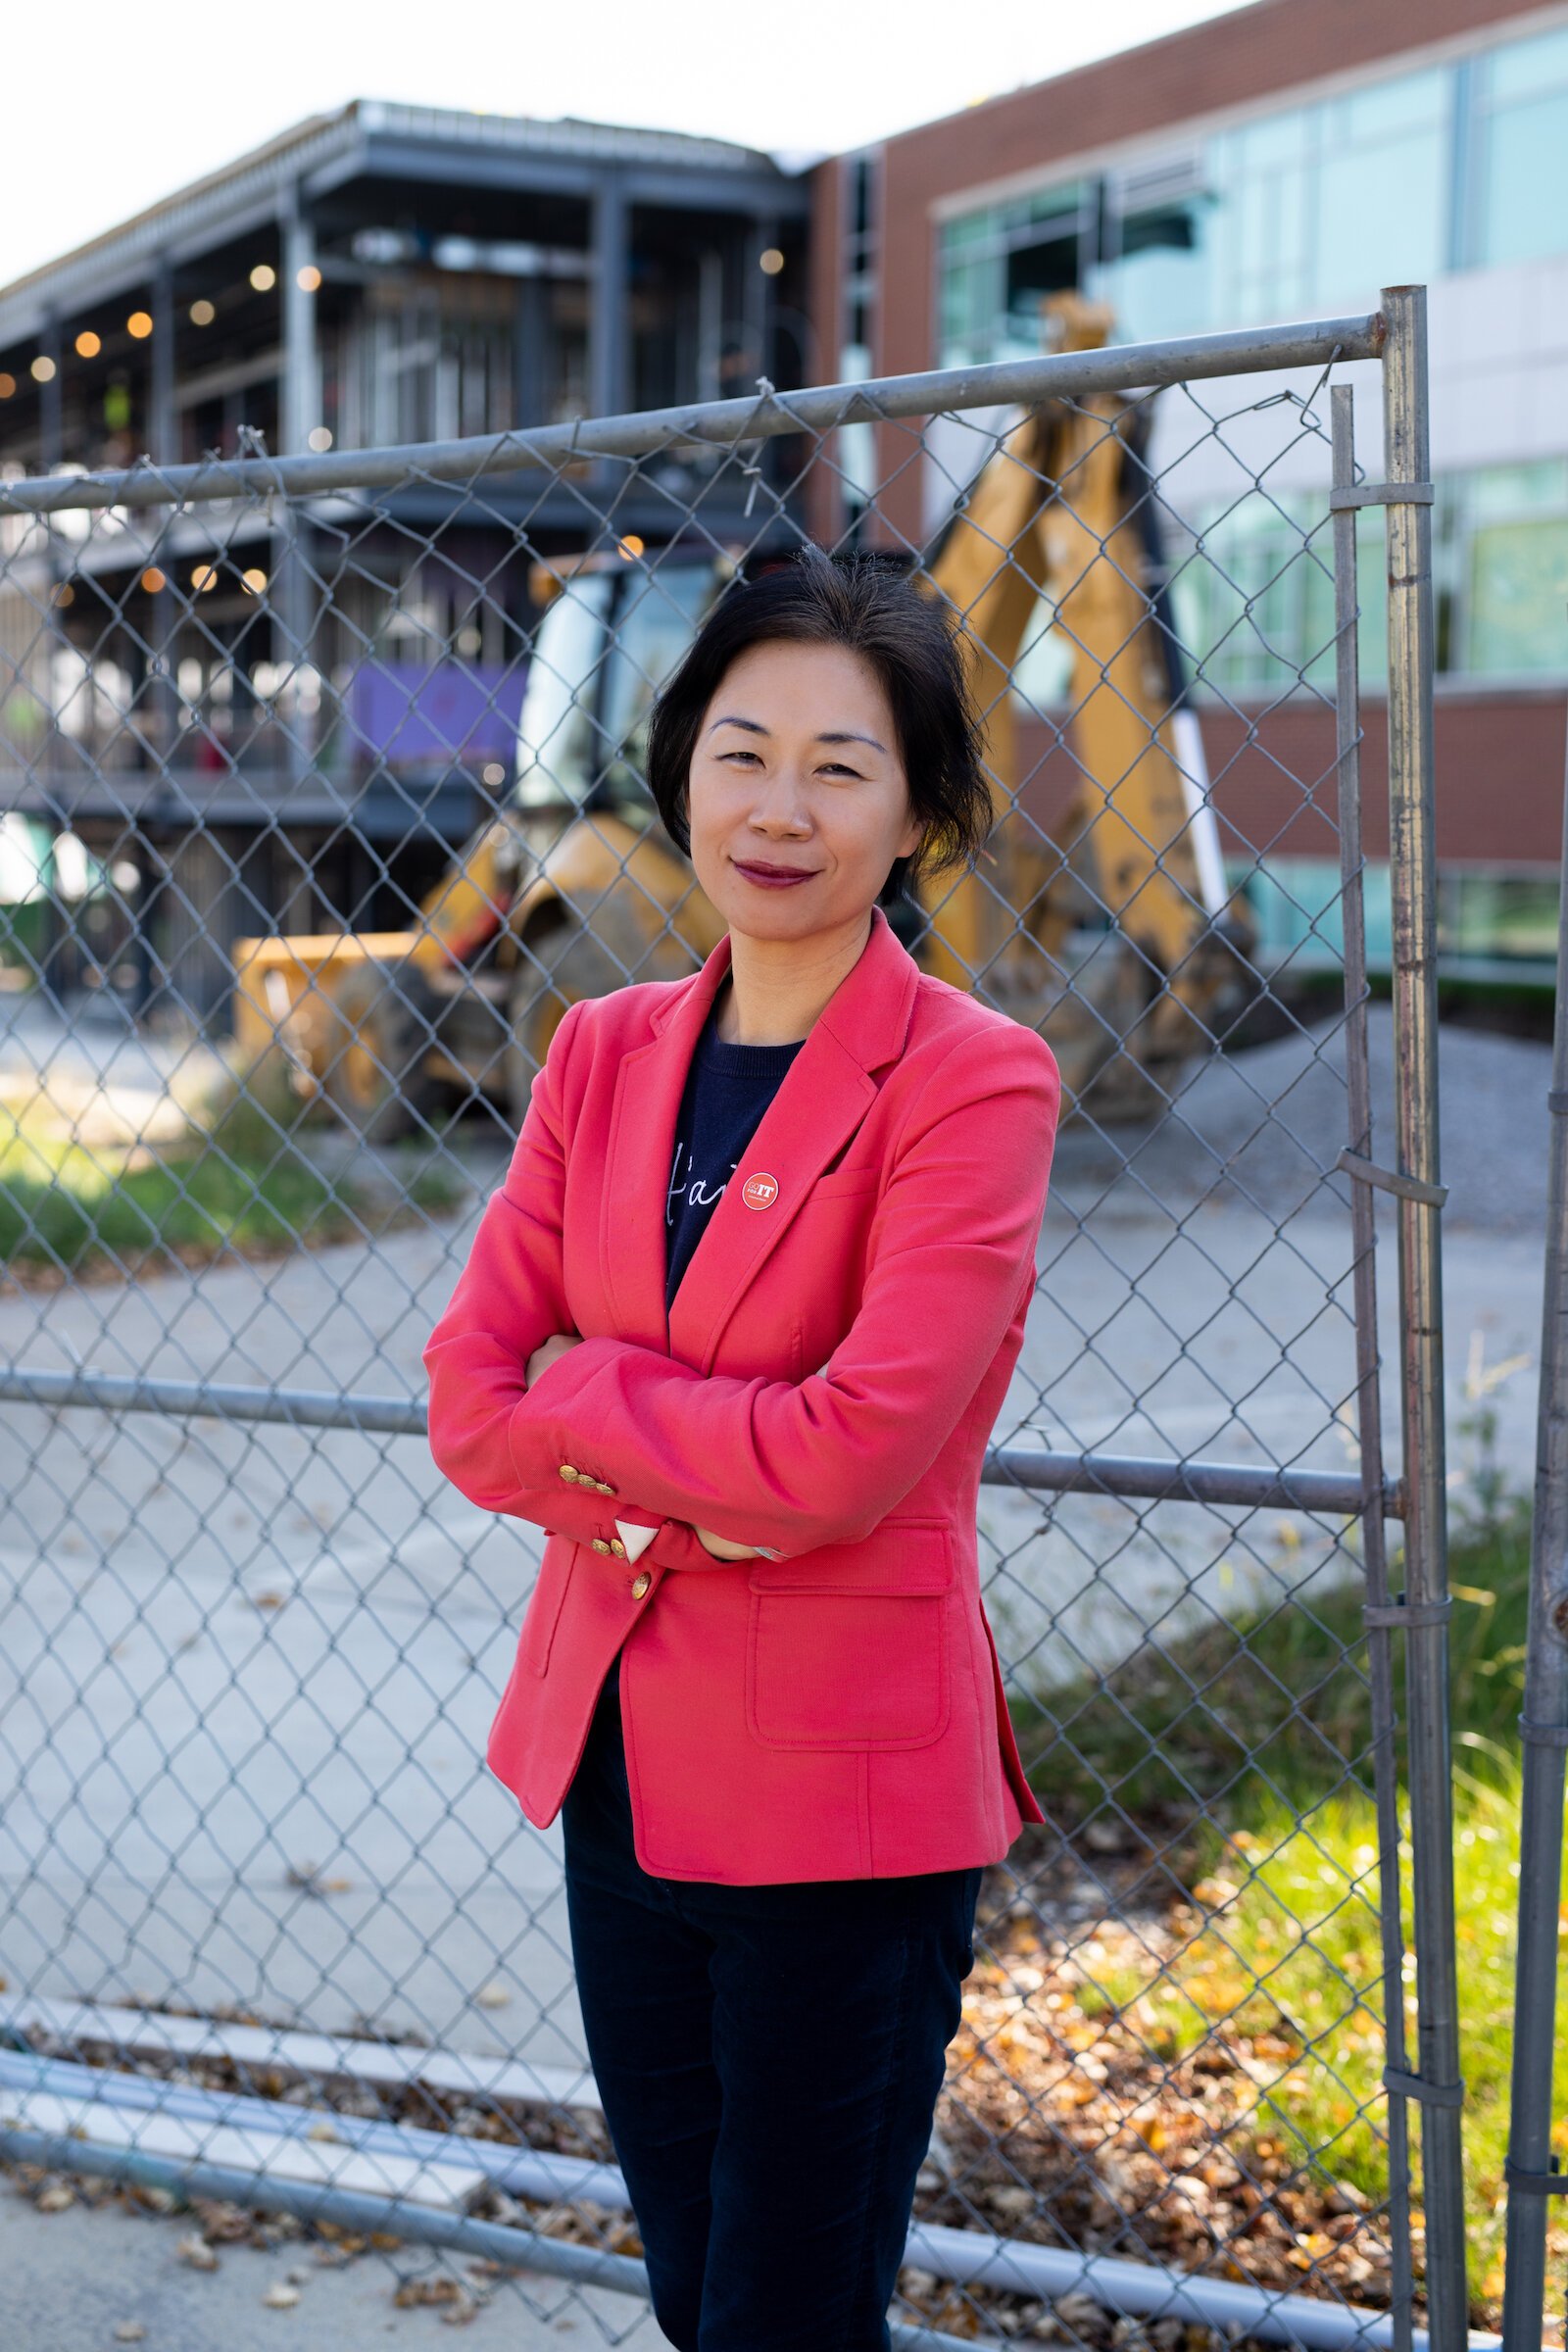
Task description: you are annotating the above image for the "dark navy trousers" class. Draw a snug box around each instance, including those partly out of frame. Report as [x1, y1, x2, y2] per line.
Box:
[560, 1658, 983, 2350]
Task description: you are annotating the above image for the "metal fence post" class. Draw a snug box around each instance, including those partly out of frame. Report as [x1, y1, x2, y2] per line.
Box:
[1332, 380, 1416, 2352]
[1380, 281, 1467, 2351]
[1499, 696, 1568, 2352]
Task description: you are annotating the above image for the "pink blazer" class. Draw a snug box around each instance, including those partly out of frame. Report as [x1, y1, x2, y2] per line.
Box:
[422, 904, 1060, 1884]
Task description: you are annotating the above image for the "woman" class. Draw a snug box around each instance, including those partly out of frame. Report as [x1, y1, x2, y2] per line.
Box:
[423, 545, 1059, 2349]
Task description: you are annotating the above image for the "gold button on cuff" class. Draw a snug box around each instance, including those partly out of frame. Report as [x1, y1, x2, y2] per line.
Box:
[559, 1464, 580, 1483]
[609, 1539, 626, 1558]
[596, 1480, 615, 1495]
[630, 1573, 651, 1599]
[591, 1538, 611, 1553]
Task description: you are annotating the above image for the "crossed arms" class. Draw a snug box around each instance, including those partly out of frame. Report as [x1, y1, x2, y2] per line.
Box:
[423, 995, 1060, 1563]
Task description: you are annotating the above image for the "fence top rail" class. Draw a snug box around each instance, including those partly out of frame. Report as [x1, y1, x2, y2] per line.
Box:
[0, 307, 1388, 519]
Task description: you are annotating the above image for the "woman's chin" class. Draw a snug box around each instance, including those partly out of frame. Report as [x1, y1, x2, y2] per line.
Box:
[709, 879, 823, 938]
[705, 875, 881, 947]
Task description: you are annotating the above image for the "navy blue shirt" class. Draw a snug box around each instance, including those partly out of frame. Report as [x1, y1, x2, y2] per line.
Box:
[662, 997, 806, 1310]
[599, 992, 803, 1708]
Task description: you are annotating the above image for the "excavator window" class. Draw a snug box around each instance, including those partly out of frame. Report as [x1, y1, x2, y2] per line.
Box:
[599, 564, 716, 802]
[514, 574, 614, 809]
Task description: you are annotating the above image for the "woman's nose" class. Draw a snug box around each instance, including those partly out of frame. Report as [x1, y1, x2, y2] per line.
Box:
[748, 766, 812, 833]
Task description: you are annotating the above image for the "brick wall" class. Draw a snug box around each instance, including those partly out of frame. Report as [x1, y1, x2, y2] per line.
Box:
[1012, 687, 1568, 873]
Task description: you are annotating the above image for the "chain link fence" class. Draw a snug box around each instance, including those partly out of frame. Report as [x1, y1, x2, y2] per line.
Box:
[0, 286, 1475, 2349]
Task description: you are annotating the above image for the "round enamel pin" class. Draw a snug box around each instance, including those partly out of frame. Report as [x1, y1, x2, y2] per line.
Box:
[741, 1171, 779, 1211]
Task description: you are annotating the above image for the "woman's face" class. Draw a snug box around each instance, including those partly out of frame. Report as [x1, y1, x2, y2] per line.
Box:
[685, 638, 924, 941]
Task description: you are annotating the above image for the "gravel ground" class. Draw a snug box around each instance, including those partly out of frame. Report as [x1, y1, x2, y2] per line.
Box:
[1050, 1001, 1553, 1236]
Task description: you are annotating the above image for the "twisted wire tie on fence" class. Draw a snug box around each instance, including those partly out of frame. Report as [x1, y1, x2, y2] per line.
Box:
[739, 376, 779, 516]
[1251, 340, 1345, 437]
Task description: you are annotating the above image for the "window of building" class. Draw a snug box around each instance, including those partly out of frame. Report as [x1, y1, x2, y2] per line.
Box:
[1163, 459, 1568, 698]
[1458, 460, 1568, 676]
[1306, 70, 1449, 314]
[349, 285, 515, 448]
[939, 56, 1457, 360]
[1205, 110, 1315, 327]
[1469, 24, 1568, 269]
[1086, 160, 1213, 346]
[937, 183, 1097, 368]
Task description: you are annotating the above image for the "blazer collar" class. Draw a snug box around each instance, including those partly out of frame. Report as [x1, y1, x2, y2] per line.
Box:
[600, 905, 919, 1372]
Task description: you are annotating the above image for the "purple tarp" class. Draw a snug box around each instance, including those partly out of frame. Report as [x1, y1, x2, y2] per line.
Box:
[348, 659, 529, 769]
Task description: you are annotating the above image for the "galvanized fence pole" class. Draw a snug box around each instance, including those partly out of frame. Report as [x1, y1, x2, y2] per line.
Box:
[1331, 379, 1417, 2352]
[1379, 281, 1467, 2350]
[1498, 690, 1568, 2352]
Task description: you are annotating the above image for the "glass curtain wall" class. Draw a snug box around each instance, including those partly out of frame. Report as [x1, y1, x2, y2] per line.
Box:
[936, 17, 1568, 357]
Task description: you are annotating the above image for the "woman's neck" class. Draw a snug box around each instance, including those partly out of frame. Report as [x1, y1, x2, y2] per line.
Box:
[713, 913, 874, 1047]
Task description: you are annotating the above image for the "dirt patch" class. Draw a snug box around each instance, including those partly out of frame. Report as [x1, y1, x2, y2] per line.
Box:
[894, 1838, 1404, 2342]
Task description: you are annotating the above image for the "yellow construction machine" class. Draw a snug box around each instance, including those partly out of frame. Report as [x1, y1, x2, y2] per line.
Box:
[233, 295, 1250, 1136]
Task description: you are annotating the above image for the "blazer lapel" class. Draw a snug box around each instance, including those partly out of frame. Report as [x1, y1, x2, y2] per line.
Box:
[598, 906, 919, 1375]
[597, 936, 730, 1355]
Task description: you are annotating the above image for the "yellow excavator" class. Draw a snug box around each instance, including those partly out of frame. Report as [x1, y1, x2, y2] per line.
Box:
[233, 295, 1251, 1136]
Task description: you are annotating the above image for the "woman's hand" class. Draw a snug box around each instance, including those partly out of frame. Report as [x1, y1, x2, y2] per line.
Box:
[524, 1335, 760, 1560]
[692, 1525, 762, 1560]
[526, 1331, 583, 1386]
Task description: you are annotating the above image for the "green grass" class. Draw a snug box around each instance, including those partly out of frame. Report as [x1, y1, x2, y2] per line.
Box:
[0, 1081, 464, 1278]
[1010, 1507, 1554, 2318]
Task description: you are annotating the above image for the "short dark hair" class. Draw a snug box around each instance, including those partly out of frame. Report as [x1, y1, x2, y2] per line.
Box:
[644, 543, 993, 909]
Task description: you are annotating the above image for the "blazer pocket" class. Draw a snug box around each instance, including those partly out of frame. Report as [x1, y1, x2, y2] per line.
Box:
[746, 1521, 953, 1750]
[517, 1539, 578, 1679]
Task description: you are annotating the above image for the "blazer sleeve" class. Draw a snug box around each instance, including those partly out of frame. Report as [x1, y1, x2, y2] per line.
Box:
[506, 1024, 1060, 1555]
[422, 995, 669, 1558]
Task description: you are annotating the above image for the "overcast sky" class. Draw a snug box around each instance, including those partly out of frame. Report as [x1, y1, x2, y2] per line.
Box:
[1, 0, 1256, 288]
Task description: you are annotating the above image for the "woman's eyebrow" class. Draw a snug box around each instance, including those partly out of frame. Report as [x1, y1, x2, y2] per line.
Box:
[707, 713, 887, 755]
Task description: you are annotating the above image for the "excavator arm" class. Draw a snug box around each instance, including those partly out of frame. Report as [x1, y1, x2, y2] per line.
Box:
[918, 293, 1251, 1107]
